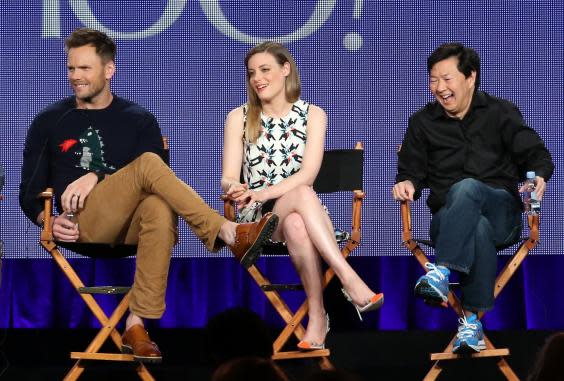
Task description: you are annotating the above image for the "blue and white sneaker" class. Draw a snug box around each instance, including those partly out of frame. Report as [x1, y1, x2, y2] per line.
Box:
[414, 263, 450, 305]
[453, 314, 486, 354]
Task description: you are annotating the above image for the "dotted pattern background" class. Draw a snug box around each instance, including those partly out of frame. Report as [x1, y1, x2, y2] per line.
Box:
[0, 1, 561, 258]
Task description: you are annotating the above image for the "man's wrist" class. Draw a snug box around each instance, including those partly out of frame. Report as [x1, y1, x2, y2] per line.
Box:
[92, 170, 105, 183]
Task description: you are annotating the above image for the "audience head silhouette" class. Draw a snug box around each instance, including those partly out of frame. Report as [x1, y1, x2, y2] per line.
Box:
[204, 307, 272, 368]
[528, 332, 564, 381]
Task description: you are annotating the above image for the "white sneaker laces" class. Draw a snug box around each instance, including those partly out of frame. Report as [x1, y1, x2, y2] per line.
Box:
[424, 263, 446, 283]
[457, 315, 478, 339]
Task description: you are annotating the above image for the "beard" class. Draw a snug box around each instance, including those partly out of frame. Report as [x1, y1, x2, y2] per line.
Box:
[75, 85, 104, 103]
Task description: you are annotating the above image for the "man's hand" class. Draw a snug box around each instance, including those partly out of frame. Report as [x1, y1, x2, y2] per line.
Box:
[61, 172, 98, 213]
[519, 176, 547, 200]
[52, 213, 79, 242]
[392, 180, 415, 201]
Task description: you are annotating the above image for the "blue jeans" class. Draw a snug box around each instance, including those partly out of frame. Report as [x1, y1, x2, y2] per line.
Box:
[430, 178, 521, 312]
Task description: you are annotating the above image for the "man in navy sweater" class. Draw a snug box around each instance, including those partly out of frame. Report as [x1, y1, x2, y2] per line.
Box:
[20, 28, 278, 363]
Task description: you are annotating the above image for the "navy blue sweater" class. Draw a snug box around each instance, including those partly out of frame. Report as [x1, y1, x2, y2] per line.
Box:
[20, 95, 164, 224]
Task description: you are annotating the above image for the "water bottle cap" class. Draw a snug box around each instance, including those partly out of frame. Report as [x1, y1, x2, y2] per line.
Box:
[526, 171, 536, 179]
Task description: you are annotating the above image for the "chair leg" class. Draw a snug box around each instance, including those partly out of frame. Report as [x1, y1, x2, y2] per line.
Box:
[64, 360, 155, 381]
[401, 202, 535, 381]
[244, 237, 358, 365]
[424, 333, 455, 380]
[63, 361, 86, 381]
[248, 265, 333, 363]
[136, 364, 157, 381]
[497, 357, 519, 381]
[494, 242, 531, 299]
[84, 292, 131, 353]
[423, 361, 443, 381]
[318, 356, 334, 370]
[485, 336, 519, 381]
[248, 266, 308, 343]
[427, 334, 517, 380]
[43, 242, 156, 380]
[273, 299, 308, 351]
[274, 265, 340, 351]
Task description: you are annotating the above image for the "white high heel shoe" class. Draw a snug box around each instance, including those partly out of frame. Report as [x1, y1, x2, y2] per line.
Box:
[342, 289, 384, 321]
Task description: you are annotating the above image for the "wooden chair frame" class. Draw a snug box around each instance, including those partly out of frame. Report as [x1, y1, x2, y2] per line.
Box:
[223, 142, 366, 369]
[40, 189, 155, 381]
[401, 200, 539, 381]
[36, 137, 170, 381]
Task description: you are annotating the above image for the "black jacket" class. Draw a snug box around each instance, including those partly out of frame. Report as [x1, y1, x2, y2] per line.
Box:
[396, 91, 554, 213]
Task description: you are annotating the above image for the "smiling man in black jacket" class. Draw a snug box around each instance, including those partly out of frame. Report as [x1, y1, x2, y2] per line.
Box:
[392, 42, 553, 354]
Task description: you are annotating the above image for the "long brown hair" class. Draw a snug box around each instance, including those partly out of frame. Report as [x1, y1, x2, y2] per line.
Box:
[244, 41, 301, 143]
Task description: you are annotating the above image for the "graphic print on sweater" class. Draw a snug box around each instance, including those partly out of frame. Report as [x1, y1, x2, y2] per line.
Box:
[73, 126, 115, 172]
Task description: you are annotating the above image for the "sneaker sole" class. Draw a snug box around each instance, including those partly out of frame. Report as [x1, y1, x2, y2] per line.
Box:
[452, 341, 486, 355]
[414, 279, 448, 304]
[240, 214, 279, 268]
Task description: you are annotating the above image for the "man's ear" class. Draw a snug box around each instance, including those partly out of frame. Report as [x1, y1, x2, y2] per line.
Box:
[105, 61, 116, 80]
[468, 70, 477, 88]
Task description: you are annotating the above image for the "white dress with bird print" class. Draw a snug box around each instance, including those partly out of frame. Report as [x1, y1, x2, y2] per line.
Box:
[238, 99, 309, 222]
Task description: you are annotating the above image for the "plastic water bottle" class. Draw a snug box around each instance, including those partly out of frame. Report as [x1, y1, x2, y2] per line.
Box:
[524, 171, 540, 215]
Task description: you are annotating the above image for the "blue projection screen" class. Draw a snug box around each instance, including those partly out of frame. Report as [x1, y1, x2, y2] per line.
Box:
[0, 1, 562, 258]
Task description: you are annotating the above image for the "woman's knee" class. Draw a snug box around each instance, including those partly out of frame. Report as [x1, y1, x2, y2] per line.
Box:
[282, 212, 309, 242]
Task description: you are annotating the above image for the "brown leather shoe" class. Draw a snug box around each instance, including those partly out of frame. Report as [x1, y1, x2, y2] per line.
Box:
[121, 324, 162, 363]
[229, 212, 279, 268]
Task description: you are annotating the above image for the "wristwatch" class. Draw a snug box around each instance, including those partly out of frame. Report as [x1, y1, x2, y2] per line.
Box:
[93, 170, 105, 183]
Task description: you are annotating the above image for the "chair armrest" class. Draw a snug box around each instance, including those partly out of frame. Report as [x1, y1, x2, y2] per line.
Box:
[39, 188, 53, 199]
[221, 194, 236, 222]
[39, 188, 54, 238]
[526, 213, 540, 247]
[350, 190, 365, 242]
[400, 201, 412, 243]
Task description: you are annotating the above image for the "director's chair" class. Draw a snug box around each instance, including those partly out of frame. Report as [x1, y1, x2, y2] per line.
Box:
[400, 200, 539, 381]
[223, 142, 366, 369]
[38, 138, 170, 381]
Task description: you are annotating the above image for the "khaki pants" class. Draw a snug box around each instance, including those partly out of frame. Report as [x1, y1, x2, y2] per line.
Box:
[76, 152, 226, 318]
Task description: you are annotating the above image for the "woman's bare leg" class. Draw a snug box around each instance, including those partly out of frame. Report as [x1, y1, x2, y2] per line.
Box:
[271, 185, 377, 310]
[280, 212, 327, 344]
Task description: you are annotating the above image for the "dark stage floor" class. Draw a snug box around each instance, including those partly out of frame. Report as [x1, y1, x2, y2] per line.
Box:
[0, 328, 553, 381]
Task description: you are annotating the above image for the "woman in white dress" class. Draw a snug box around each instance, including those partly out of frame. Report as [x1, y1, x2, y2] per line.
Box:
[221, 42, 383, 350]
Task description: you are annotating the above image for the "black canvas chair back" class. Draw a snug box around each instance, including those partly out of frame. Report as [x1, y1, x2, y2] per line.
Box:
[313, 148, 363, 193]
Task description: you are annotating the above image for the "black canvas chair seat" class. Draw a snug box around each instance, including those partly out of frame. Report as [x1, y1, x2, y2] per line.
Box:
[56, 241, 137, 258]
